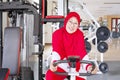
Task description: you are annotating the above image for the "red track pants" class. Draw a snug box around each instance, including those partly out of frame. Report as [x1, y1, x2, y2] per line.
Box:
[45, 67, 85, 80]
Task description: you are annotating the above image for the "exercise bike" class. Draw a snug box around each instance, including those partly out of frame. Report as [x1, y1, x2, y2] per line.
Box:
[53, 56, 96, 80]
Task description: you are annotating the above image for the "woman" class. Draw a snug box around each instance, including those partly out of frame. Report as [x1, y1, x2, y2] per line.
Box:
[45, 12, 96, 80]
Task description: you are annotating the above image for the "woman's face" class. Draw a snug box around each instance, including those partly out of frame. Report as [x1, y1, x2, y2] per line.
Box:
[66, 17, 79, 34]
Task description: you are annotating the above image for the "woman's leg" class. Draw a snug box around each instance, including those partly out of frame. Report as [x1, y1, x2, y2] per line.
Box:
[45, 67, 67, 80]
[76, 76, 85, 80]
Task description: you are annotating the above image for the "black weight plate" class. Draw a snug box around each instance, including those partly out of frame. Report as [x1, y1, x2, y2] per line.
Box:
[92, 38, 100, 45]
[97, 42, 108, 53]
[99, 62, 109, 73]
[85, 41, 91, 53]
[96, 26, 110, 41]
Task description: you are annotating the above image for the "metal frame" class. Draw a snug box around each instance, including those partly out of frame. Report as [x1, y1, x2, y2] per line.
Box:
[0, 0, 2, 67]
[38, 0, 69, 80]
[0, 11, 2, 67]
[43, 18, 64, 22]
[39, 0, 43, 79]
[0, 1, 39, 36]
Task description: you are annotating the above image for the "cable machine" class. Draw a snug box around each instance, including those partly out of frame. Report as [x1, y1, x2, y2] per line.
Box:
[0, 0, 40, 80]
[38, 0, 68, 79]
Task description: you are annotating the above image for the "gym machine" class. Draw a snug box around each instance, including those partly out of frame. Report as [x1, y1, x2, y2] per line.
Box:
[33, 0, 109, 80]
[77, 0, 110, 74]
[53, 56, 96, 80]
[0, 0, 40, 80]
[111, 23, 120, 38]
[36, 0, 68, 80]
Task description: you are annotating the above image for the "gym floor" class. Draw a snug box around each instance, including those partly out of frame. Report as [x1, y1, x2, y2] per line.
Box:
[43, 38, 120, 80]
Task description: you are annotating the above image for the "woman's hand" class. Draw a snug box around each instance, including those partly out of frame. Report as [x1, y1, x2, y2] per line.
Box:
[50, 62, 57, 72]
[87, 66, 98, 74]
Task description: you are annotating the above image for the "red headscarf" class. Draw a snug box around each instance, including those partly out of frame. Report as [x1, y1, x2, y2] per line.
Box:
[63, 12, 81, 28]
[52, 12, 87, 71]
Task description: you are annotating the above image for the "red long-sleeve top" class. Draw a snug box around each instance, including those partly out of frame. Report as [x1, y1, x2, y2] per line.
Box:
[52, 12, 87, 71]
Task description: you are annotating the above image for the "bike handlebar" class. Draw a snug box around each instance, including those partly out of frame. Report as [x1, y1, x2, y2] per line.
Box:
[80, 60, 95, 71]
[53, 58, 96, 76]
[53, 60, 69, 67]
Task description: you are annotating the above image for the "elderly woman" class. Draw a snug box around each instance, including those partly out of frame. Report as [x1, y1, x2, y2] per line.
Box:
[45, 12, 97, 80]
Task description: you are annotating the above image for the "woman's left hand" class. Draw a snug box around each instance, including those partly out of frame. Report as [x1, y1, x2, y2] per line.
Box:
[87, 66, 98, 74]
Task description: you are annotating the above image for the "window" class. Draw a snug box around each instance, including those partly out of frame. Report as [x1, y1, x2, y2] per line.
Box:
[111, 18, 120, 31]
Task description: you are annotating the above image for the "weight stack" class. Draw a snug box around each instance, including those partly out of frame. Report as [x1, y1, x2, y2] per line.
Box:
[21, 67, 34, 80]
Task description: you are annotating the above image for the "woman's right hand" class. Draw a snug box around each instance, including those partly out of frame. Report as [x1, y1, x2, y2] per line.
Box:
[50, 62, 57, 72]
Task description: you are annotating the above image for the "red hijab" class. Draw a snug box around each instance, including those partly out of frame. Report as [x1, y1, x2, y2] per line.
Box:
[52, 12, 87, 61]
